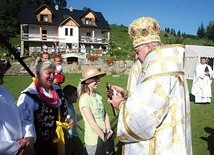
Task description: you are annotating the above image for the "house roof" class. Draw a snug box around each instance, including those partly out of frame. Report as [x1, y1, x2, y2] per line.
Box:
[20, 5, 110, 30]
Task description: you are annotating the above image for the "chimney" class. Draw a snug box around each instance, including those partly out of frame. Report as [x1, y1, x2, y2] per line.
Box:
[69, 6, 73, 12]
[55, 5, 59, 10]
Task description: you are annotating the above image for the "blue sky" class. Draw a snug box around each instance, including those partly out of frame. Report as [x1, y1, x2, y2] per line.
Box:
[67, 0, 214, 35]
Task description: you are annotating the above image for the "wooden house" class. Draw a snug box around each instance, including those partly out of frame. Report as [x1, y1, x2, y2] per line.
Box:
[20, 4, 110, 56]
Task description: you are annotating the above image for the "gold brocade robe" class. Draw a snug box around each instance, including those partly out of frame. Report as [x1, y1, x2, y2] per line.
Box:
[117, 45, 192, 155]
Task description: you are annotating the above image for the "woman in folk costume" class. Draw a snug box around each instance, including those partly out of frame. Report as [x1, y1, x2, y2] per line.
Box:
[17, 60, 73, 155]
[191, 57, 213, 103]
[108, 16, 192, 155]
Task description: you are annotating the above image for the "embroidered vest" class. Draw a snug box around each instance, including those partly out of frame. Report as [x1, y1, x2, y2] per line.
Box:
[24, 89, 67, 141]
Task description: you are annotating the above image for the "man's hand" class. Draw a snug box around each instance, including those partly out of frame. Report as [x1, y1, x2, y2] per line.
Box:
[68, 118, 74, 128]
[17, 137, 35, 155]
[111, 85, 124, 94]
[108, 94, 125, 109]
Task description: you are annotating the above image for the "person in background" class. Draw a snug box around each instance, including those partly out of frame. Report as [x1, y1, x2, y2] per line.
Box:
[41, 44, 48, 53]
[191, 57, 213, 103]
[66, 45, 70, 53]
[63, 85, 87, 155]
[17, 60, 73, 155]
[54, 55, 65, 85]
[16, 44, 21, 56]
[52, 45, 56, 54]
[78, 66, 113, 155]
[0, 59, 35, 155]
[108, 16, 192, 155]
[40, 52, 49, 62]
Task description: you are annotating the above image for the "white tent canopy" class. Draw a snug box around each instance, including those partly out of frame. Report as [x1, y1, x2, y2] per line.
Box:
[184, 45, 214, 79]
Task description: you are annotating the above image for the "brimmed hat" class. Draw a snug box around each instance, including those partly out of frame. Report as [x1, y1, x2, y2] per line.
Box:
[80, 66, 106, 83]
[128, 16, 161, 48]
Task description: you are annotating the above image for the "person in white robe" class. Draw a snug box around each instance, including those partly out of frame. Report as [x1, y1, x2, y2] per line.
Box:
[0, 59, 35, 155]
[108, 16, 192, 155]
[191, 57, 213, 103]
[127, 55, 142, 92]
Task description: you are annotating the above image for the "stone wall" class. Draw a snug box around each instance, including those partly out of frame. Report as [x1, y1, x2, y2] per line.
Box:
[5, 57, 135, 76]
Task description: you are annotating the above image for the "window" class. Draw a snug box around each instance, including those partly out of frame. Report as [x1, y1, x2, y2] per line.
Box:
[40, 15, 48, 22]
[86, 32, 91, 36]
[85, 18, 92, 25]
[70, 28, 73, 36]
[65, 28, 73, 36]
[65, 28, 68, 36]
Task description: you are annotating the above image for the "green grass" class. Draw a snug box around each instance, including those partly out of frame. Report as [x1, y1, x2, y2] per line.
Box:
[3, 74, 214, 155]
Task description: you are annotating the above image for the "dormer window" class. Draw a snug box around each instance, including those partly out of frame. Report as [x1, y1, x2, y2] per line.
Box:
[35, 5, 53, 22]
[85, 18, 92, 25]
[40, 15, 49, 22]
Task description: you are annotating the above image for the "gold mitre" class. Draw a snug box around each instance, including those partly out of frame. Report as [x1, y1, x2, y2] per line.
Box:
[128, 16, 161, 48]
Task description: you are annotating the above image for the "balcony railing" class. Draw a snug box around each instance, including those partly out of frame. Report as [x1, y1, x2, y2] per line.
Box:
[79, 36, 108, 44]
[21, 33, 109, 44]
[21, 33, 61, 41]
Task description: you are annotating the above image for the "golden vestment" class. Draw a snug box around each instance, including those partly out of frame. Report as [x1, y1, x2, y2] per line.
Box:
[117, 45, 192, 155]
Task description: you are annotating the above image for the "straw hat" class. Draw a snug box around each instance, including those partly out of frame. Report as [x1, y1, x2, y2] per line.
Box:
[128, 16, 161, 48]
[80, 66, 106, 83]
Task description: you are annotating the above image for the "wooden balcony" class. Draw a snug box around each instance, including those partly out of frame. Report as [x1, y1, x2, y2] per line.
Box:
[21, 33, 61, 41]
[79, 36, 109, 44]
[21, 33, 109, 44]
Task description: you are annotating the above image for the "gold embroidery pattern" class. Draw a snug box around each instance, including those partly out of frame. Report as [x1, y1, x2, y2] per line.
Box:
[153, 84, 168, 101]
[142, 71, 184, 83]
[152, 83, 170, 120]
[121, 72, 185, 142]
[155, 75, 187, 144]
[146, 50, 183, 73]
[122, 103, 143, 141]
[153, 44, 184, 50]
[118, 134, 129, 141]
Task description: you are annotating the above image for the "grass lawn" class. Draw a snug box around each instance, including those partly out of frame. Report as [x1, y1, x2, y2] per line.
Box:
[3, 73, 214, 155]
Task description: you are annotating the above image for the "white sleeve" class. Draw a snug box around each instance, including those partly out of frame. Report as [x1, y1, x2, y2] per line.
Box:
[0, 139, 19, 155]
[117, 76, 172, 142]
[17, 93, 37, 140]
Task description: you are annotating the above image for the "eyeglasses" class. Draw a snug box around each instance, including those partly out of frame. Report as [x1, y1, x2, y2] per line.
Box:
[85, 77, 100, 84]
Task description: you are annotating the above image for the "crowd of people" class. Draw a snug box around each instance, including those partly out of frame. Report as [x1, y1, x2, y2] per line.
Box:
[3, 15, 214, 155]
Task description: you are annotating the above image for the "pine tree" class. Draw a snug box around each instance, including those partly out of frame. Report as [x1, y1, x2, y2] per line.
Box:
[206, 21, 214, 40]
[197, 23, 205, 38]
[177, 31, 181, 37]
[0, 0, 62, 39]
[55, 0, 67, 8]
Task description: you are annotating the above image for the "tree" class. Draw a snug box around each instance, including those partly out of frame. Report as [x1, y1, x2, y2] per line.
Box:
[197, 23, 206, 38]
[206, 21, 214, 40]
[177, 30, 181, 37]
[164, 28, 170, 33]
[164, 33, 168, 38]
[170, 28, 176, 36]
[83, 7, 89, 11]
[0, 0, 62, 39]
[0, 0, 21, 38]
[55, 0, 67, 8]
